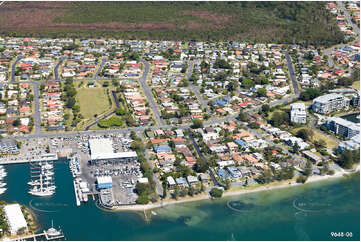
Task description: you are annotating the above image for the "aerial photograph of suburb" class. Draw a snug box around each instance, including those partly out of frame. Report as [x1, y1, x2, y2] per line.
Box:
[0, 0, 359, 241]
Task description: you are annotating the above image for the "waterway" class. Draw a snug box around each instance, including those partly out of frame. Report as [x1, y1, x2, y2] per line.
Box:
[0, 160, 359, 241]
[341, 112, 360, 123]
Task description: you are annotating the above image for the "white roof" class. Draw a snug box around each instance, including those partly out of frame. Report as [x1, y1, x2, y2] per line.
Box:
[138, 177, 149, 183]
[89, 138, 114, 155]
[3, 204, 27, 234]
[90, 151, 137, 160]
[290, 103, 306, 110]
[313, 94, 343, 104]
[97, 176, 112, 184]
[89, 138, 137, 160]
[167, 176, 176, 185]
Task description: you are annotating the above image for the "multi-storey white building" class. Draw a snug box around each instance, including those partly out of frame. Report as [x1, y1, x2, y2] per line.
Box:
[326, 117, 360, 139]
[290, 103, 307, 124]
[312, 94, 347, 114]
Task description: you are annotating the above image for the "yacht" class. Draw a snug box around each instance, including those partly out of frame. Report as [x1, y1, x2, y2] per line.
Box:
[0, 188, 6, 195]
[28, 180, 41, 186]
[0, 182, 6, 188]
[46, 220, 62, 237]
[42, 163, 53, 170]
[28, 188, 54, 197]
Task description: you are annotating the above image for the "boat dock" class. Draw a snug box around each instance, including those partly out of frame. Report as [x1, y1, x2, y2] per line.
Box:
[73, 180, 81, 206]
[0, 153, 58, 165]
[12, 229, 64, 241]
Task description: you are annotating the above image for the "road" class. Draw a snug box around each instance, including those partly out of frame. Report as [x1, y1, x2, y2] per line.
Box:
[138, 59, 164, 126]
[337, 1, 360, 36]
[284, 51, 300, 95]
[11, 55, 23, 83]
[95, 57, 108, 77]
[32, 82, 42, 135]
[187, 59, 210, 113]
[84, 90, 120, 130]
[322, 2, 360, 68]
[187, 128, 222, 188]
[54, 56, 66, 80]
[139, 132, 163, 196]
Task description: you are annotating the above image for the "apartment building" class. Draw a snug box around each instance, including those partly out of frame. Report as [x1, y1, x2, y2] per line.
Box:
[312, 94, 347, 114]
[290, 103, 307, 124]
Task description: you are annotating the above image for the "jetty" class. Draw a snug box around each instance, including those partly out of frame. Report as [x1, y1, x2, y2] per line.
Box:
[11, 223, 64, 241]
[0, 153, 58, 165]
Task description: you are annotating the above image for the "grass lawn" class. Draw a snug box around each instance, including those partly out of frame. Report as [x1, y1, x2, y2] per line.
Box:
[290, 127, 337, 149]
[312, 130, 338, 149]
[76, 86, 112, 120]
[352, 81, 360, 90]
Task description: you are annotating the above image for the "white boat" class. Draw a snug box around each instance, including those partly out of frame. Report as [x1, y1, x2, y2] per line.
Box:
[28, 180, 41, 186]
[28, 189, 54, 197]
[44, 171, 55, 176]
[0, 182, 6, 188]
[42, 164, 53, 170]
[47, 220, 62, 237]
[0, 188, 6, 194]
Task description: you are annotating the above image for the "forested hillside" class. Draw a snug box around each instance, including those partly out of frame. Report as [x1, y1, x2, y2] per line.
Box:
[0, 1, 344, 46]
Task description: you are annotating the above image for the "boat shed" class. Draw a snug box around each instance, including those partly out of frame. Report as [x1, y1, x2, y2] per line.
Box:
[3, 204, 28, 235]
[97, 176, 113, 189]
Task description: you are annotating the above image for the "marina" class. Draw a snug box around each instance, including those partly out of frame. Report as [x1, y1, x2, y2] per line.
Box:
[11, 221, 64, 241]
[28, 161, 56, 197]
[0, 165, 7, 195]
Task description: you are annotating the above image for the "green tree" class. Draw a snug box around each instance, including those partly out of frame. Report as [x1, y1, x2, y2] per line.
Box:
[296, 128, 314, 141]
[242, 78, 254, 89]
[256, 88, 267, 97]
[194, 158, 209, 173]
[209, 188, 223, 198]
[191, 119, 203, 129]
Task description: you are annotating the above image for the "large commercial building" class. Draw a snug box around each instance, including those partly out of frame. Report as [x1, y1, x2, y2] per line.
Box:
[3, 204, 28, 235]
[97, 176, 113, 189]
[88, 138, 137, 166]
[325, 117, 360, 139]
[312, 94, 347, 114]
[290, 103, 307, 124]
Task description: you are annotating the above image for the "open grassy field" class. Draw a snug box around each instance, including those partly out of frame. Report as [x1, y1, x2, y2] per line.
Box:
[0, 1, 343, 45]
[352, 81, 360, 90]
[290, 127, 338, 149]
[75, 86, 112, 120]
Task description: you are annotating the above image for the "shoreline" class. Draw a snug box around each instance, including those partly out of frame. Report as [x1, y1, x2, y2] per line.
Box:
[108, 165, 359, 212]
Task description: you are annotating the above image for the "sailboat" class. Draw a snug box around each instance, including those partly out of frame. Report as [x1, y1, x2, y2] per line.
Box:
[28, 161, 55, 197]
[46, 220, 62, 237]
[0, 188, 7, 195]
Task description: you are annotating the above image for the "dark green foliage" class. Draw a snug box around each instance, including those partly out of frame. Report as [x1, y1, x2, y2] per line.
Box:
[238, 111, 248, 122]
[270, 111, 289, 127]
[194, 158, 209, 173]
[274, 166, 294, 181]
[1, 2, 344, 46]
[296, 128, 314, 142]
[248, 122, 260, 129]
[336, 149, 360, 169]
[97, 116, 124, 128]
[296, 175, 307, 183]
[258, 169, 273, 184]
[300, 88, 321, 101]
[214, 58, 232, 69]
[241, 78, 254, 89]
[191, 119, 203, 129]
[209, 188, 223, 198]
[256, 88, 267, 97]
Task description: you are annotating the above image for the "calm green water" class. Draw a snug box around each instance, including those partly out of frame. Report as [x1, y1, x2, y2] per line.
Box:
[1, 160, 360, 241]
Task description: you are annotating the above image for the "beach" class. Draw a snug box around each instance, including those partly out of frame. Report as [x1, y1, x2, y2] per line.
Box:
[110, 164, 360, 211]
